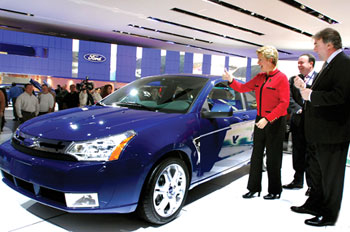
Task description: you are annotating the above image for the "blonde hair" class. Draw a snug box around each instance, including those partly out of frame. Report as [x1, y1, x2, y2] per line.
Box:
[256, 45, 279, 65]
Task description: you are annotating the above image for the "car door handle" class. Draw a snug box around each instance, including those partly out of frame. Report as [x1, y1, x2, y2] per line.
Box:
[242, 114, 250, 120]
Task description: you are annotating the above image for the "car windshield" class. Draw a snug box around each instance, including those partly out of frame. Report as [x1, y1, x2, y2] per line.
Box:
[101, 75, 209, 113]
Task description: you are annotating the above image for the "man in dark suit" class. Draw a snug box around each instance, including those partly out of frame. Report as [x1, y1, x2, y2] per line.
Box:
[291, 28, 350, 227]
[283, 54, 317, 196]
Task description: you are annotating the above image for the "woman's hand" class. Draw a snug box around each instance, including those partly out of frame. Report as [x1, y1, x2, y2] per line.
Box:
[222, 69, 234, 83]
[256, 117, 268, 129]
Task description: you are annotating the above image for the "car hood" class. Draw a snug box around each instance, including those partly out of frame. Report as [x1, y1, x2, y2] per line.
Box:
[19, 106, 182, 141]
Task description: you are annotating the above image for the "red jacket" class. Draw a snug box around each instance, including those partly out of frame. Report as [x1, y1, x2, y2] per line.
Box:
[229, 69, 290, 122]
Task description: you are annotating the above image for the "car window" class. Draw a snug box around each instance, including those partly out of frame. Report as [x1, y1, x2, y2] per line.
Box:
[243, 92, 257, 110]
[208, 83, 244, 111]
[102, 76, 209, 113]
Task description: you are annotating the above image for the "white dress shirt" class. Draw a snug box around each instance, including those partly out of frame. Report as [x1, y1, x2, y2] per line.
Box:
[304, 70, 316, 86]
[15, 92, 39, 118]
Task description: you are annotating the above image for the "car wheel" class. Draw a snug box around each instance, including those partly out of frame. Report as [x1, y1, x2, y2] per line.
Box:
[138, 157, 189, 224]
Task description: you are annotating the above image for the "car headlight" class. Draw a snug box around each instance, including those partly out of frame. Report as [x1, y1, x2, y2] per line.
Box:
[66, 130, 136, 161]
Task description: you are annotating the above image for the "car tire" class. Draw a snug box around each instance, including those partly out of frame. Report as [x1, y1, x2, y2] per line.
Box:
[138, 157, 189, 224]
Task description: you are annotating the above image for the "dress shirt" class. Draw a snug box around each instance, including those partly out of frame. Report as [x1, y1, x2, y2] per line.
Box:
[15, 92, 39, 118]
[304, 70, 316, 87]
[327, 49, 342, 64]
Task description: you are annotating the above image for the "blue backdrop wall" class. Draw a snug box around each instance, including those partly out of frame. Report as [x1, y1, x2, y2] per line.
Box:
[0, 29, 244, 83]
[78, 40, 111, 81]
[116, 45, 137, 83]
[0, 30, 72, 77]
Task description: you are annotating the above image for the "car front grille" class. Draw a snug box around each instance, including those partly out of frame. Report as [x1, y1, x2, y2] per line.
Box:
[12, 131, 78, 161]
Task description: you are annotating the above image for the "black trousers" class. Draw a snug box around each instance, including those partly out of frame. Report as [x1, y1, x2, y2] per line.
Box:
[12, 97, 18, 120]
[304, 142, 349, 221]
[290, 114, 311, 186]
[20, 111, 36, 123]
[247, 115, 286, 194]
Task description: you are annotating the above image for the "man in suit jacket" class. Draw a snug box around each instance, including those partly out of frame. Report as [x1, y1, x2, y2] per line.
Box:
[292, 28, 350, 227]
[283, 54, 317, 195]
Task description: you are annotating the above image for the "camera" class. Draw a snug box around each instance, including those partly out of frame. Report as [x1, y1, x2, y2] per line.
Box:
[77, 76, 94, 91]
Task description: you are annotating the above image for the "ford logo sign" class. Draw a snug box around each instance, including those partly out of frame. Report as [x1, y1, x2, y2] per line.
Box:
[84, 53, 106, 63]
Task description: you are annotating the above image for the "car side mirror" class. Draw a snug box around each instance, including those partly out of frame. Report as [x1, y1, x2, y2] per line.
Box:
[201, 102, 233, 119]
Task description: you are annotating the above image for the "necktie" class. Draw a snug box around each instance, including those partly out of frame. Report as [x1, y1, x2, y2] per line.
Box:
[305, 73, 314, 88]
[311, 62, 328, 89]
[320, 61, 328, 73]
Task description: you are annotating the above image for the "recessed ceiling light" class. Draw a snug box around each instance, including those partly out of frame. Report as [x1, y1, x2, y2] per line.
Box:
[205, 0, 313, 36]
[280, 0, 338, 24]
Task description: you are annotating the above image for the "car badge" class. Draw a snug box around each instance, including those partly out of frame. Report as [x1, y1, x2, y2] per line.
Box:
[23, 137, 40, 148]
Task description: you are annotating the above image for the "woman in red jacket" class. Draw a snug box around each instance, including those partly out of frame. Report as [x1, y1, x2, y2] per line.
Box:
[223, 45, 290, 200]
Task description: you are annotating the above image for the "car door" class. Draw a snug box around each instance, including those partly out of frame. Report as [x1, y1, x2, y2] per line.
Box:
[195, 82, 256, 179]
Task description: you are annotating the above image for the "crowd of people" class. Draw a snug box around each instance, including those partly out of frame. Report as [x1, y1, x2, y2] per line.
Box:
[1, 82, 114, 126]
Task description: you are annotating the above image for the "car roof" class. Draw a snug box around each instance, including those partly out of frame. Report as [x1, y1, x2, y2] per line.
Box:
[144, 74, 223, 81]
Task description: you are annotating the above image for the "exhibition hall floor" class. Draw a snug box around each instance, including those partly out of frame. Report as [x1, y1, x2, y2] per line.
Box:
[0, 108, 349, 232]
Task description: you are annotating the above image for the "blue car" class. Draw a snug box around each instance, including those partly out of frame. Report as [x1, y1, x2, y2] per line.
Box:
[0, 74, 256, 224]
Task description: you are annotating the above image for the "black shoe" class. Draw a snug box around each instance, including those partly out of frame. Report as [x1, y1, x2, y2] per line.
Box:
[242, 191, 260, 199]
[305, 216, 335, 227]
[282, 181, 303, 189]
[291, 206, 317, 215]
[263, 193, 280, 200]
[305, 187, 311, 196]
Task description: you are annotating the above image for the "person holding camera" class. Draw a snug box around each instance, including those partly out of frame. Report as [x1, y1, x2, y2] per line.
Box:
[79, 83, 102, 107]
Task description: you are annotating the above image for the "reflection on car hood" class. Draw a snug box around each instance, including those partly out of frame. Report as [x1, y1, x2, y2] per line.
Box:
[19, 106, 181, 141]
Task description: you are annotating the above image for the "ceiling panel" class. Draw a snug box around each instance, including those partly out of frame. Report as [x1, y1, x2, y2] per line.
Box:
[1, 0, 349, 60]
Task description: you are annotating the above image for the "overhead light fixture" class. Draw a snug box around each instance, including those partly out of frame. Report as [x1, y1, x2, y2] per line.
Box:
[127, 24, 212, 44]
[0, 8, 34, 16]
[146, 16, 291, 55]
[204, 0, 313, 37]
[171, 8, 264, 36]
[112, 29, 246, 57]
[279, 0, 338, 24]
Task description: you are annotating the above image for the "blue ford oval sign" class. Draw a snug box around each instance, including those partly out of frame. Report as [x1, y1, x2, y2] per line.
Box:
[84, 53, 106, 63]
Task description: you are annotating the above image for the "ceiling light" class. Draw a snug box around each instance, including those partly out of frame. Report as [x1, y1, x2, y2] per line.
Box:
[129, 24, 213, 44]
[280, 0, 338, 24]
[112, 29, 246, 57]
[171, 8, 263, 36]
[0, 8, 34, 16]
[206, 0, 313, 37]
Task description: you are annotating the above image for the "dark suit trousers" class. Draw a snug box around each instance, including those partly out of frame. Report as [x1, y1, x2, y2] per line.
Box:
[247, 116, 286, 194]
[290, 114, 311, 186]
[305, 142, 349, 221]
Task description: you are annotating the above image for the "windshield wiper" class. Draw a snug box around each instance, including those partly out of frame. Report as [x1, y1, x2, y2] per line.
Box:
[115, 102, 155, 111]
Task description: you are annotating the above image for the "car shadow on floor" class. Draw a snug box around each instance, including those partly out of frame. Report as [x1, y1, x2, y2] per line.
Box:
[21, 165, 250, 231]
